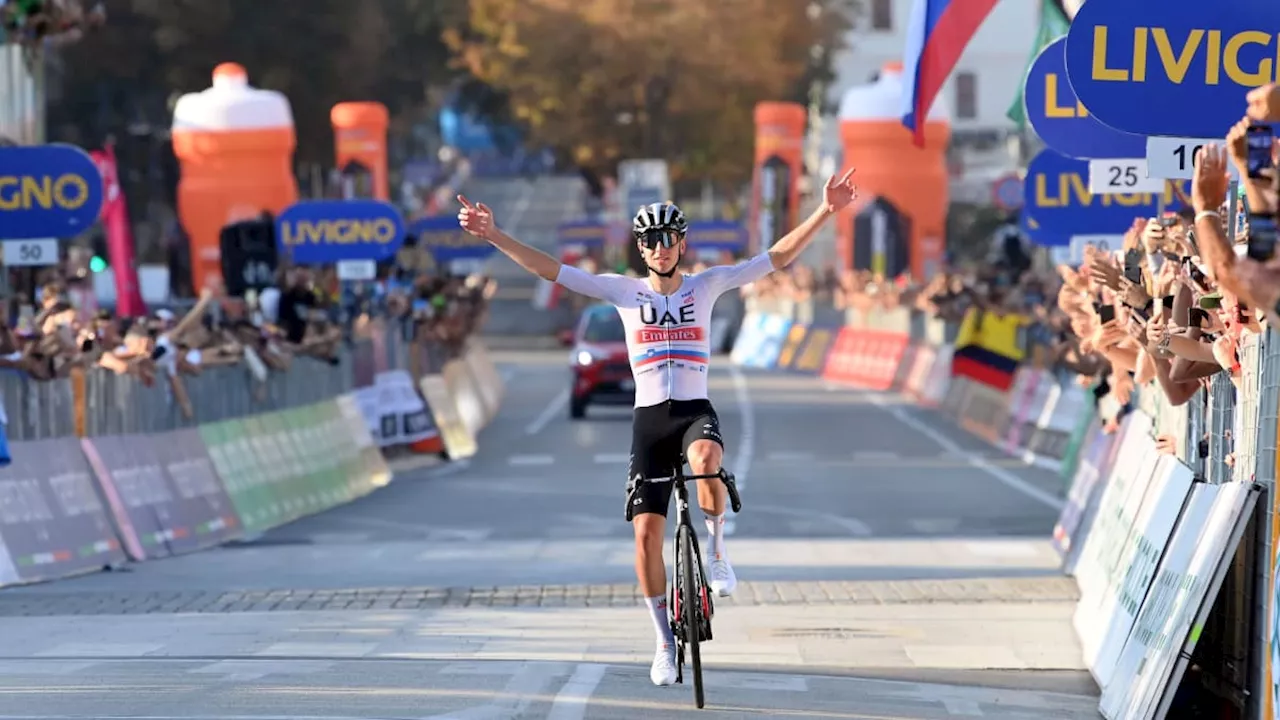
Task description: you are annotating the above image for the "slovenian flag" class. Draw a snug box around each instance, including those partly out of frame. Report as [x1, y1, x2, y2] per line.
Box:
[900, 0, 1001, 147]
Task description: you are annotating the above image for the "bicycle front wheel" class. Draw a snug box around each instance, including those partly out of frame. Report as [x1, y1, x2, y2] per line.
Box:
[678, 523, 705, 709]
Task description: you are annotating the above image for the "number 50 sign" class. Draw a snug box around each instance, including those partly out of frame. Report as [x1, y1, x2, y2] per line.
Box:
[1145, 137, 1240, 181]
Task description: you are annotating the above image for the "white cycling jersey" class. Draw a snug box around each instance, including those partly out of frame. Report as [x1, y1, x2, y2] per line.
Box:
[556, 253, 775, 407]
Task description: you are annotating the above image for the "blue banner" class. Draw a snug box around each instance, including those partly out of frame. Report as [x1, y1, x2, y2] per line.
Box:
[1023, 150, 1188, 238]
[408, 216, 496, 262]
[1024, 38, 1144, 159]
[557, 221, 607, 247]
[0, 144, 104, 239]
[1020, 211, 1067, 246]
[277, 200, 405, 265]
[1064, 0, 1280, 137]
[687, 221, 748, 252]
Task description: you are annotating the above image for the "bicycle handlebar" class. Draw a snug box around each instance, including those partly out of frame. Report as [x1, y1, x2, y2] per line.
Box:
[625, 469, 742, 522]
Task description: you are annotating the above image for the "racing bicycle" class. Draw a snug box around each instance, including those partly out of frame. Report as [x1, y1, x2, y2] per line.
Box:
[626, 462, 743, 709]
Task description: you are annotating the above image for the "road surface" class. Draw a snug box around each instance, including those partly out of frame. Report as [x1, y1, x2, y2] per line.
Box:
[0, 348, 1101, 719]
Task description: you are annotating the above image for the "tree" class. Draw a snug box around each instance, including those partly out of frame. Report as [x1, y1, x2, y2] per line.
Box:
[446, 0, 855, 185]
[47, 0, 470, 164]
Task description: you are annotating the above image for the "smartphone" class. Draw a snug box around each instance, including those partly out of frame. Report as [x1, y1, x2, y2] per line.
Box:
[1184, 259, 1212, 294]
[1098, 305, 1116, 324]
[1123, 249, 1144, 285]
[1189, 307, 1209, 328]
[1199, 294, 1223, 310]
[1162, 296, 1175, 311]
[1247, 214, 1278, 261]
[1247, 125, 1274, 179]
[1159, 215, 1179, 229]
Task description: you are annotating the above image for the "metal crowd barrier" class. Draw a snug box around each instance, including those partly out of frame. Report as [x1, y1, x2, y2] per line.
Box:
[0, 328, 427, 441]
[731, 297, 1280, 714]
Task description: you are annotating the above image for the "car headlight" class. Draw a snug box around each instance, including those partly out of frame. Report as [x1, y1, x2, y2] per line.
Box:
[576, 350, 595, 366]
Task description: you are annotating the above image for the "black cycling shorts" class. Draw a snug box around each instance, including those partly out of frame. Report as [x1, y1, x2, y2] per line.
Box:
[627, 399, 723, 518]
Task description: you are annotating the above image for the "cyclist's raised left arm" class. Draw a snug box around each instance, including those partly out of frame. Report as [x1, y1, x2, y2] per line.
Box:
[766, 205, 835, 270]
[765, 168, 858, 270]
[698, 253, 776, 297]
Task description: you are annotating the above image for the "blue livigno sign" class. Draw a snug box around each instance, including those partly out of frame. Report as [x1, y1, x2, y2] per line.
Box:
[276, 200, 405, 265]
[687, 221, 747, 252]
[1064, 0, 1280, 137]
[1023, 38, 1145, 159]
[1022, 150, 1188, 238]
[408, 216, 497, 262]
[0, 144, 104, 239]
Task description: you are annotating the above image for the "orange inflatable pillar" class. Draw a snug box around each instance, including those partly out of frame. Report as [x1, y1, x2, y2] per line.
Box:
[751, 102, 806, 254]
[171, 63, 298, 294]
[837, 62, 949, 279]
[331, 102, 390, 201]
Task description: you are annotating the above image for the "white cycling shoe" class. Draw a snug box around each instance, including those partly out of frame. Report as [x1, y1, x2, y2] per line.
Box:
[651, 643, 678, 686]
[709, 554, 737, 597]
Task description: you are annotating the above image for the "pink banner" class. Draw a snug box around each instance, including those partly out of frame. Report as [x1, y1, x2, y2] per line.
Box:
[90, 145, 147, 318]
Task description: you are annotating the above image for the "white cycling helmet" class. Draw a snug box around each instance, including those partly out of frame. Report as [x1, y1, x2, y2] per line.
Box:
[632, 202, 689, 238]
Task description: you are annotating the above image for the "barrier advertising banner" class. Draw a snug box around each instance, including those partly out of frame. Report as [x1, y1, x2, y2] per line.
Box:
[0, 438, 125, 586]
[83, 430, 239, 561]
[1101, 482, 1258, 719]
[419, 373, 478, 460]
[352, 370, 439, 448]
[334, 393, 392, 491]
[200, 418, 287, 536]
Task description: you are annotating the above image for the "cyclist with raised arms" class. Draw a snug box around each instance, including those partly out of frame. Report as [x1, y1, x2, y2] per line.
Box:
[456, 167, 857, 686]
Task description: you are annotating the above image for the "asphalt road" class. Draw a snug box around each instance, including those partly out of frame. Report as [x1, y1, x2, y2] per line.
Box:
[0, 348, 1101, 719]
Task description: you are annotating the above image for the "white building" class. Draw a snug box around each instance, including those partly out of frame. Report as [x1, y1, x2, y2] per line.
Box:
[819, 0, 1044, 202]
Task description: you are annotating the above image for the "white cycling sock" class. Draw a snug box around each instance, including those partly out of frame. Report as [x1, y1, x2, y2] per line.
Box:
[705, 513, 726, 558]
[645, 595, 675, 647]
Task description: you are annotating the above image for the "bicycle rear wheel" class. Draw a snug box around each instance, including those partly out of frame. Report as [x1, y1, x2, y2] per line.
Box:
[677, 523, 705, 709]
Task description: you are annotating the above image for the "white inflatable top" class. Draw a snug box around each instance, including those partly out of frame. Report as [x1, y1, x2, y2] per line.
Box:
[171, 63, 294, 132]
[839, 65, 950, 122]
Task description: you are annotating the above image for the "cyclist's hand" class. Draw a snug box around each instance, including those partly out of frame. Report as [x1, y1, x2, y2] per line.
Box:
[822, 167, 858, 213]
[457, 195, 495, 240]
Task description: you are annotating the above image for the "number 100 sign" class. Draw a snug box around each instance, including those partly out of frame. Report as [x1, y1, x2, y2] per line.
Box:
[1145, 137, 1240, 181]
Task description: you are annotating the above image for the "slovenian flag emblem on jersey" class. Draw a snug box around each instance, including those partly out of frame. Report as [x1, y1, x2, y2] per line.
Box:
[632, 347, 709, 368]
[900, 0, 1000, 147]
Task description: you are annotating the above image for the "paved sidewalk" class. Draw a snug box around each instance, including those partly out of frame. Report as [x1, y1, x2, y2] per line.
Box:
[3, 599, 1086, 673]
[0, 576, 1078, 616]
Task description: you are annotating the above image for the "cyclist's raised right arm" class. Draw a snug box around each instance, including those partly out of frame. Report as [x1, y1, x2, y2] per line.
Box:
[458, 194, 628, 303]
[485, 226, 562, 282]
[457, 194, 560, 281]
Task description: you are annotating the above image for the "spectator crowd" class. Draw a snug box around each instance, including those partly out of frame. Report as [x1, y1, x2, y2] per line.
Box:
[0, 258, 495, 421]
[738, 83, 1280, 468]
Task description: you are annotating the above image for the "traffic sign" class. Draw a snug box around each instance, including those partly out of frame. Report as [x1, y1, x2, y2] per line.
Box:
[1145, 137, 1241, 181]
[3, 238, 58, 266]
[1087, 159, 1165, 195]
[991, 175, 1024, 211]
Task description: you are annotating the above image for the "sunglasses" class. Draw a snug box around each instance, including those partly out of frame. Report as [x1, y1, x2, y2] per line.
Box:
[638, 229, 681, 250]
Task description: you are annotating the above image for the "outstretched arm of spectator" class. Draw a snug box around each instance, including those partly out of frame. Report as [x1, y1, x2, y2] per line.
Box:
[1192, 144, 1254, 305]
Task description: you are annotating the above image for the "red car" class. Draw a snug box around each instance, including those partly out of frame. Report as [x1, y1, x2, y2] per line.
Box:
[569, 303, 635, 418]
